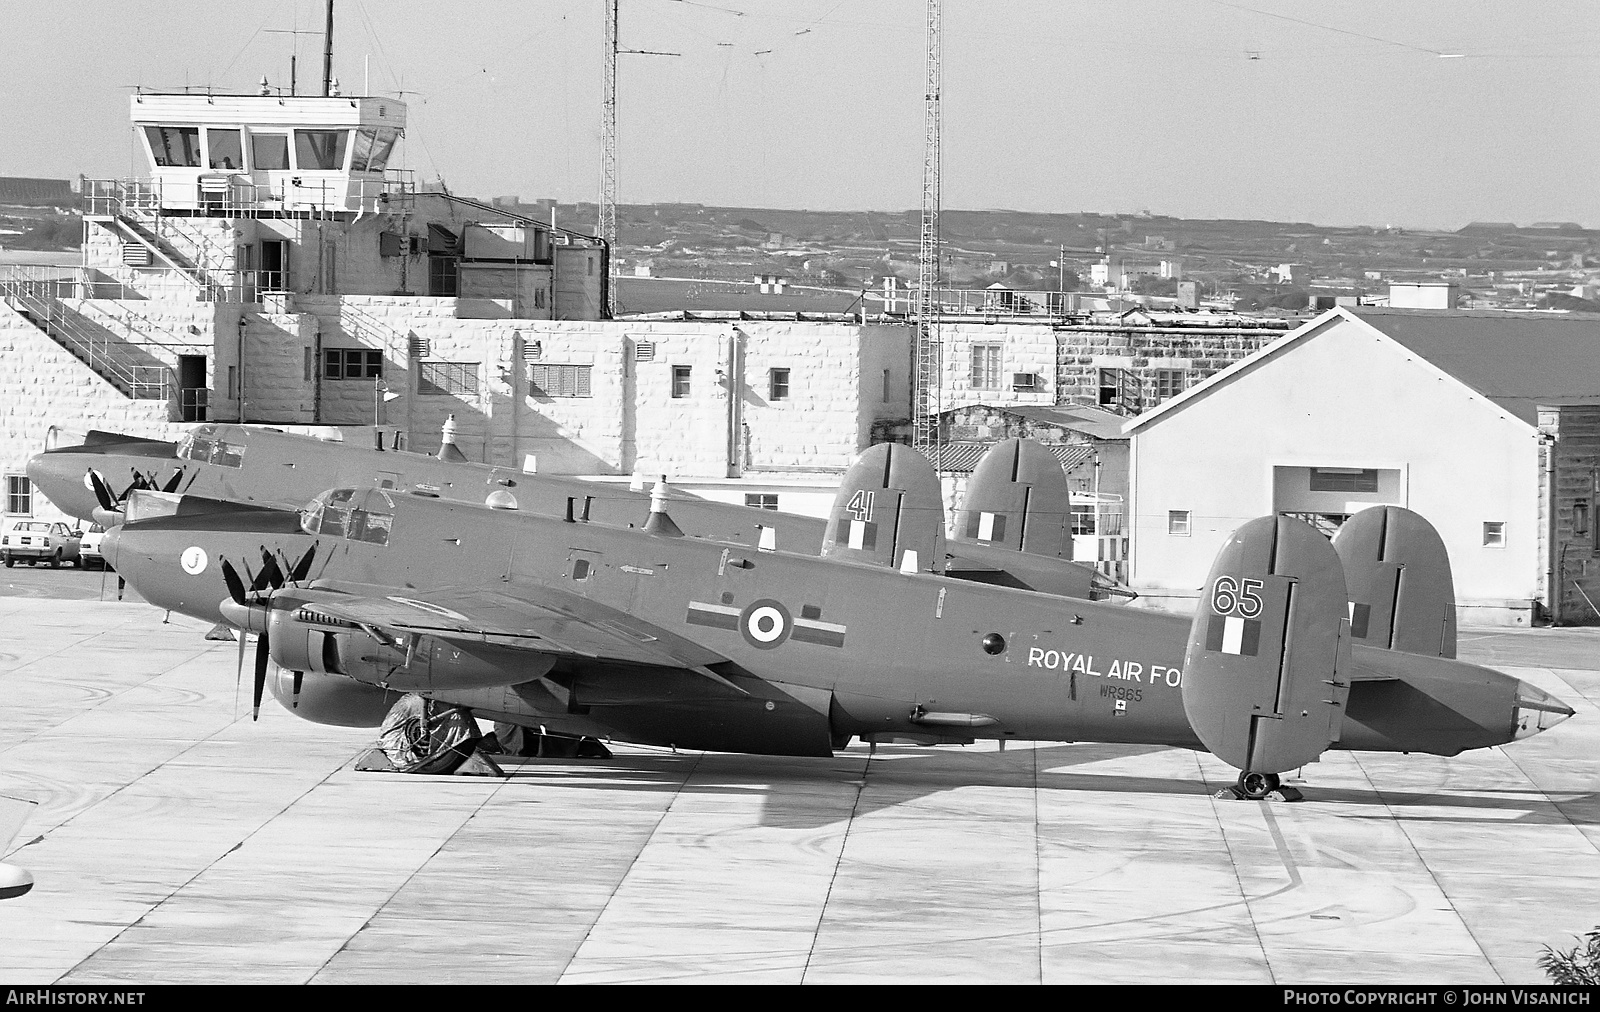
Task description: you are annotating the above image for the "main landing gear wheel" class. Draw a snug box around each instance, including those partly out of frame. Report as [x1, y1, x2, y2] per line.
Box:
[1237, 771, 1280, 799]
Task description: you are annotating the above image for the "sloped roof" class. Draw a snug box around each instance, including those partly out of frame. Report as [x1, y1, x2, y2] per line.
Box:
[1126, 306, 1600, 433]
[928, 442, 1096, 475]
[1351, 307, 1600, 424]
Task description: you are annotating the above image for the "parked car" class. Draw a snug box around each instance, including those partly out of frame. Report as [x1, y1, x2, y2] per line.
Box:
[79, 523, 111, 570]
[1, 521, 84, 568]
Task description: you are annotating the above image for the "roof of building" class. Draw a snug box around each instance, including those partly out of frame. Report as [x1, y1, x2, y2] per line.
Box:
[998, 404, 1131, 441]
[938, 403, 1131, 441]
[1124, 306, 1600, 434]
[930, 442, 1096, 475]
[1352, 307, 1600, 423]
[0, 177, 73, 205]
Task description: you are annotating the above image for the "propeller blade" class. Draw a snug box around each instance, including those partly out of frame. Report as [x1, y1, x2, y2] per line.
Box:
[116, 575, 125, 601]
[88, 471, 115, 511]
[248, 558, 272, 593]
[291, 671, 303, 709]
[127, 469, 150, 494]
[288, 543, 317, 583]
[161, 470, 184, 493]
[257, 549, 284, 591]
[235, 631, 248, 719]
[220, 558, 247, 605]
[252, 628, 269, 721]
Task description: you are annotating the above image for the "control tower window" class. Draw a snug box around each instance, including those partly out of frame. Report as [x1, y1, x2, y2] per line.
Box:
[351, 128, 398, 172]
[294, 129, 349, 170]
[207, 129, 244, 170]
[145, 126, 201, 167]
[252, 133, 289, 170]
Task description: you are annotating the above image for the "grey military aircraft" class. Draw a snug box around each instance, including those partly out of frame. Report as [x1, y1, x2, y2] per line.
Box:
[97, 441, 1573, 800]
[27, 425, 1121, 599]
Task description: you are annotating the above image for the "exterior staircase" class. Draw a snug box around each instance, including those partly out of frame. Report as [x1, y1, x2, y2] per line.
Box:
[1, 282, 175, 401]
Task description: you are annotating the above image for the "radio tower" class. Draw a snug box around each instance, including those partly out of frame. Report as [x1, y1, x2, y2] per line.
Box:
[911, 0, 943, 462]
[600, 0, 619, 317]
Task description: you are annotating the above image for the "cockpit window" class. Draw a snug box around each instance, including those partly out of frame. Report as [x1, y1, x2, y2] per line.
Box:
[176, 429, 244, 468]
[301, 488, 391, 547]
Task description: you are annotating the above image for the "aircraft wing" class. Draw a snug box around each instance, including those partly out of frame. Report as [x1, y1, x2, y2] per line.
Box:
[293, 579, 730, 671]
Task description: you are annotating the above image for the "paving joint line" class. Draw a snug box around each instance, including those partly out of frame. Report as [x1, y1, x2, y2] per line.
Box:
[54, 729, 363, 984]
[1350, 752, 1504, 983]
[554, 749, 705, 983]
[800, 751, 871, 983]
[309, 762, 521, 983]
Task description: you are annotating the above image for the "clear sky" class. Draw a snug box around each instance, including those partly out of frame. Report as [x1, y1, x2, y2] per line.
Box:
[1, 0, 1595, 229]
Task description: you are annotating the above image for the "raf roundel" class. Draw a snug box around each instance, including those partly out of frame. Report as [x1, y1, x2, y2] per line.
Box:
[739, 599, 792, 650]
[180, 546, 208, 575]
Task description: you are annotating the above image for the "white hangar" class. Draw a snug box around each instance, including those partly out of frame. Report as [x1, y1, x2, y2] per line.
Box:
[1124, 306, 1600, 626]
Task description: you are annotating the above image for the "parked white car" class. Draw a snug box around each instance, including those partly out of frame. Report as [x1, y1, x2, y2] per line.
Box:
[79, 523, 111, 570]
[1, 521, 83, 568]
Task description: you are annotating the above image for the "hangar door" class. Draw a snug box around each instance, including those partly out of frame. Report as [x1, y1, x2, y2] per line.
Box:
[1273, 466, 1404, 538]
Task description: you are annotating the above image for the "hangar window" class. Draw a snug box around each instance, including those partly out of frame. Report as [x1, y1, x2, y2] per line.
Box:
[971, 345, 1002, 390]
[207, 129, 244, 170]
[1154, 370, 1185, 403]
[417, 362, 480, 397]
[528, 364, 592, 398]
[144, 126, 201, 167]
[294, 130, 349, 170]
[5, 475, 32, 516]
[252, 134, 290, 170]
[324, 349, 383, 380]
[1167, 510, 1190, 536]
[769, 368, 790, 401]
[1483, 522, 1506, 548]
[672, 366, 692, 398]
[745, 494, 779, 510]
[1309, 468, 1378, 493]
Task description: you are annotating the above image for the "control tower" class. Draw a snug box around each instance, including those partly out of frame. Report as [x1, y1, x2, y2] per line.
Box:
[125, 90, 408, 215]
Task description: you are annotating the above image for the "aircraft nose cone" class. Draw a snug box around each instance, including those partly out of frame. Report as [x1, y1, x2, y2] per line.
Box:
[24, 453, 94, 521]
[1513, 679, 1576, 740]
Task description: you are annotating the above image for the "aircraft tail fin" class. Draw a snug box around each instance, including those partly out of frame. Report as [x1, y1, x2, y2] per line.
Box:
[821, 443, 945, 572]
[1181, 515, 1351, 776]
[1332, 506, 1457, 658]
[952, 438, 1073, 559]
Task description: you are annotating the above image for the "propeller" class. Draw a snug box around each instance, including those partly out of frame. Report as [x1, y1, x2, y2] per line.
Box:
[218, 547, 319, 722]
[161, 471, 185, 493]
[88, 470, 116, 512]
[252, 626, 270, 720]
[254, 548, 284, 593]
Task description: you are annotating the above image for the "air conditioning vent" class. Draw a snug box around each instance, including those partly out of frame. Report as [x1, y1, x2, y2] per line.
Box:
[1012, 372, 1039, 391]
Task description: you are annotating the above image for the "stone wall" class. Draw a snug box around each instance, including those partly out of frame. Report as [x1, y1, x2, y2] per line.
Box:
[0, 303, 188, 525]
[1540, 405, 1600, 624]
[1055, 326, 1280, 414]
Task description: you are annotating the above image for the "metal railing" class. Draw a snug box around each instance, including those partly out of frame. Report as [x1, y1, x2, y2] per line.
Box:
[340, 301, 409, 355]
[1, 283, 173, 400]
[84, 171, 416, 218]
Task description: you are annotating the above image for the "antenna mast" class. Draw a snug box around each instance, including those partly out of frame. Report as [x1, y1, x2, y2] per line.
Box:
[600, 0, 619, 317]
[321, 0, 335, 96]
[912, 0, 942, 462]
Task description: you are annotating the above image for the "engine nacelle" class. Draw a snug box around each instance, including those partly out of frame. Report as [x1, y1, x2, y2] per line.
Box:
[267, 608, 554, 691]
[267, 669, 402, 727]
